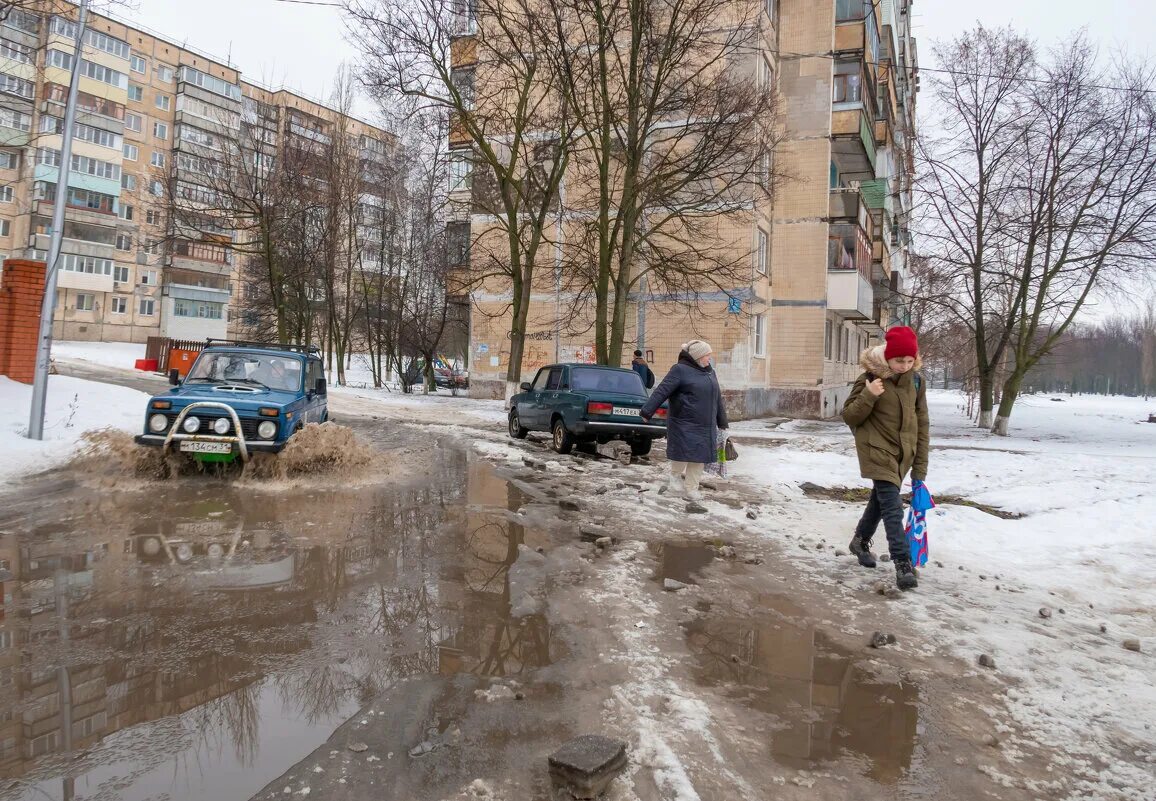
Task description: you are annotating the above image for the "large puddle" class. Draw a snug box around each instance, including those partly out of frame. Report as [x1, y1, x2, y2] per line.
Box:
[0, 448, 555, 801]
[685, 594, 919, 783]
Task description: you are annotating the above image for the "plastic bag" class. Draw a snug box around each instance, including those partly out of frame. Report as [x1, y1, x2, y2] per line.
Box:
[705, 430, 731, 479]
[904, 479, 935, 567]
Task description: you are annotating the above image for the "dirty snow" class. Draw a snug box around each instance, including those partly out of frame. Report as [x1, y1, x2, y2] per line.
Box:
[0, 374, 150, 485]
[725, 390, 1156, 800]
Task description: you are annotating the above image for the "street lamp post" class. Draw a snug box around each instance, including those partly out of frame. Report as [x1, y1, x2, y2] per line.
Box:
[27, 0, 91, 440]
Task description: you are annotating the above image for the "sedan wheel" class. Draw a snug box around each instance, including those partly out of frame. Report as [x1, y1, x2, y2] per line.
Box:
[551, 419, 574, 454]
[509, 411, 528, 439]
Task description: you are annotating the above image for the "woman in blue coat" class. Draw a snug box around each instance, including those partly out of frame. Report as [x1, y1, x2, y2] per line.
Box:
[640, 340, 729, 500]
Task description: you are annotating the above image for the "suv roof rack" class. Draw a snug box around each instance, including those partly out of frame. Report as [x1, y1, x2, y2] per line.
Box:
[203, 339, 321, 356]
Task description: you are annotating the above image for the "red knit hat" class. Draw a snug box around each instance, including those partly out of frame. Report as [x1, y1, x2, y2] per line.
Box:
[884, 326, 919, 360]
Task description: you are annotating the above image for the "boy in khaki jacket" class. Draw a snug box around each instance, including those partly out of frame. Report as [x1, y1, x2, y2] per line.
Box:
[842, 326, 930, 590]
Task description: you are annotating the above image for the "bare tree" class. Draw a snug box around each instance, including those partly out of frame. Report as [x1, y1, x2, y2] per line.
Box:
[538, 0, 782, 365]
[990, 41, 1156, 434]
[347, 0, 576, 401]
[916, 26, 1034, 428]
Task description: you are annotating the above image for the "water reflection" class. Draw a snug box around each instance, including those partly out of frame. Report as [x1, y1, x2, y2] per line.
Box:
[0, 449, 555, 800]
[685, 595, 918, 782]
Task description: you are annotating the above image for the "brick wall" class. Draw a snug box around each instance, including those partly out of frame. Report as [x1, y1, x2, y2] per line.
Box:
[0, 260, 47, 384]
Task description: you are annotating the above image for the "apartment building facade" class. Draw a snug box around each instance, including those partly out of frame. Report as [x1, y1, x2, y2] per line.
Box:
[450, 0, 918, 417]
[0, 2, 392, 345]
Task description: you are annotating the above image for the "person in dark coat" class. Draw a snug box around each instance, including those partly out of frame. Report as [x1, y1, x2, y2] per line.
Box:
[631, 350, 655, 390]
[842, 325, 930, 591]
[640, 340, 729, 501]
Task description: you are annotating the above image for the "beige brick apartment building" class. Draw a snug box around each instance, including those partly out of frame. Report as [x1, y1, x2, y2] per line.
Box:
[450, 0, 918, 417]
[0, 1, 391, 345]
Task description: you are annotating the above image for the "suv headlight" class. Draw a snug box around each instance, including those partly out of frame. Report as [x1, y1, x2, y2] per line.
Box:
[257, 420, 277, 439]
[182, 416, 201, 433]
[148, 413, 168, 433]
[212, 417, 230, 435]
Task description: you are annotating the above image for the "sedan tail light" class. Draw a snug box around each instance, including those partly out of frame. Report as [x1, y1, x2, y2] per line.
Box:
[654, 408, 668, 420]
[587, 401, 613, 416]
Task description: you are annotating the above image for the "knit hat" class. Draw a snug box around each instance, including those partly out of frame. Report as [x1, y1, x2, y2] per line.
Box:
[683, 340, 713, 362]
[884, 326, 919, 360]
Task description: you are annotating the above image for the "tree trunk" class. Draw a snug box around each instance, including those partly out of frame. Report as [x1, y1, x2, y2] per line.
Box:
[977, 370, 995, 429]
[991, 371, 1024, 436]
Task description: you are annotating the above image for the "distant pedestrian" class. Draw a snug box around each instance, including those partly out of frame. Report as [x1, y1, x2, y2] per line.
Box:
[842, 326, 930, 590]
[631, 349, 655, 390]
[641, 340, 728, 501]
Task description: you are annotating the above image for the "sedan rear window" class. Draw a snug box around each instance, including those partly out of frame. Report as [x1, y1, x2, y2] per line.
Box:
[571, 368, 646, 396]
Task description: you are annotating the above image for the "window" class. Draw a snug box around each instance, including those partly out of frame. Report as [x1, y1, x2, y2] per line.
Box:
[116, 234, 132, 251]
[121, 174, 137, 191]
[177, 124, 221, 150]
[836, 0, 867, 23]
[150, 151, 165, 168]
[0, 220, 9, 237]
[37, 148, 120, 181]
[0, 186, 11, 203]
[75, 293, 94, 311]
[0, 151, 16, 170]
[124, 112, 142, 133]
[451, 68, 474, 111]
[571, 368, 646, 395]
[755, 229, 768, 275]
[833, 60, 862, 104]
[146, 209, 162, 226]
[843, 328, 851, 363]
[453, 0, 478, 34]
[128, 84, 143, 102]
[45, 50, 128, 89]
[824, 319, 833, 359]
[39, 116, 121, 149]
[124, 143, 138, 161]
[758, 57, 773, 93]
[174, 300, 223, 319]
[118, 204, 134, 221]
[760, 152, 771, 191]
[765, 0, 778, 24]
[138, 298, 155, 316]
[149, 180, 164, 196]
[157, 65, 174, 83]
[155, 94, 170, 111]
[153, 122, 167, 140]
[131, 55, 146, 74]
[60, 254, 113, 275]
[449, 150, 472, 192]
[111, 296, 127, 314]
[139, 270, 157, 286]
[753, 314, 766, 357]
[51, 18, 131, 59]
[0, 72, 34, 100]
[177, 66, 242, 100]
[0, 108, 31, 132]
[177, 95, 240, 128]
[0, 37, 32, 64]
[113, 264, 129, 281]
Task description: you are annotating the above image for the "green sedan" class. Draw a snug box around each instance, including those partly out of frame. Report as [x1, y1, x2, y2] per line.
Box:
[508, 364, 668, 456]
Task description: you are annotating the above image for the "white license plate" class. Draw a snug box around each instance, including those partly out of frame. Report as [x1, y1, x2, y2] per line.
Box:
[180, 441, 232, 454]
[613, 407, 641, 417]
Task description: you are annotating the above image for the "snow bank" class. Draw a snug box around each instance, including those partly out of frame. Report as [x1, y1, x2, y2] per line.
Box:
[0, 375, 150, 486]
[52, 340, 146, 370]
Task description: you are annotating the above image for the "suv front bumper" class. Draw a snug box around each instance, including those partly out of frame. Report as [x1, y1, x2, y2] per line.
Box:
[136, 401, 282, 461]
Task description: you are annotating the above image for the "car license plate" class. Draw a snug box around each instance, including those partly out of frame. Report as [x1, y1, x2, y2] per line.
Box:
[613, 407, 640, 417]
[180, 441, 232, 454]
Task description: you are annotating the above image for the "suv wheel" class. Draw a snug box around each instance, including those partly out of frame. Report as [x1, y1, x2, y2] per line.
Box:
[551, 419, 575, 454]
[509, 410, 529, 440]
[630, 439, 653, 457]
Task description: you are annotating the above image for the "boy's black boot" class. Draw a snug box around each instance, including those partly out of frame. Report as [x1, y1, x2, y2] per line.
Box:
[894, 559, 918, 590]
[849, 535, 877, 568]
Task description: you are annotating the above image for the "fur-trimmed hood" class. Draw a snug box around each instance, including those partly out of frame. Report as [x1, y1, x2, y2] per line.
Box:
[859, 344, 923, 379]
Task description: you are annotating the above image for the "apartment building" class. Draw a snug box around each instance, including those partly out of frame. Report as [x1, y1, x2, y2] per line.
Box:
[450, 0, 918, 417]
[0, 1, 393, 345]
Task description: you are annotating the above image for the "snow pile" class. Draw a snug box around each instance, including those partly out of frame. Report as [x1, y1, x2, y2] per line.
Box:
[52, 340, 146, 370]
[0, 375, 150, 486]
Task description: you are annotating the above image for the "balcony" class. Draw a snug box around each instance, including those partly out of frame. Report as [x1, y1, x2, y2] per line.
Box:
[58, 268, 114, 294]
[831, 104, 876, 177]
[828, 267, 873, 320]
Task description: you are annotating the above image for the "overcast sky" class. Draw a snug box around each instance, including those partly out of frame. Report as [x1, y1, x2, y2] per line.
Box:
[110, 0, 1155, 122]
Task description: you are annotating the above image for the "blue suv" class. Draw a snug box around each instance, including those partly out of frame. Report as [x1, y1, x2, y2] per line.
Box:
[135, 341, 328, 463]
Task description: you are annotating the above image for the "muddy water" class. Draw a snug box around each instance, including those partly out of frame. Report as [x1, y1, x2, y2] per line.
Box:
[0, 447, 555, 801]
[685, 594, 919, 783]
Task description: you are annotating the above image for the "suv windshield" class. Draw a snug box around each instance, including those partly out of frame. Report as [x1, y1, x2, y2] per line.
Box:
[571, 368, 646, 396]
[188, 352, 303, 392]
